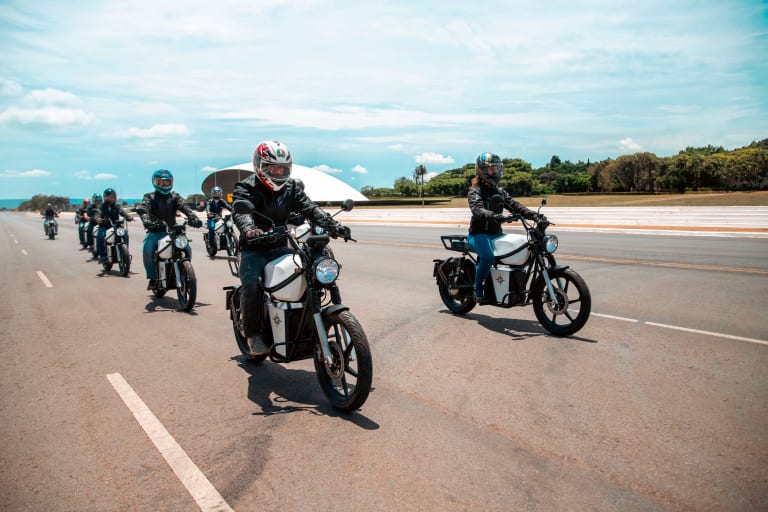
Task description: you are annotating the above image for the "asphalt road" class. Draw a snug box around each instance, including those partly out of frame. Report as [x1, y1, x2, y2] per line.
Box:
[1, 212, 766, 511]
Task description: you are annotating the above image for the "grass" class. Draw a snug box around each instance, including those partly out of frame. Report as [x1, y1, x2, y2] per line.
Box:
[356, 190, 768, 208]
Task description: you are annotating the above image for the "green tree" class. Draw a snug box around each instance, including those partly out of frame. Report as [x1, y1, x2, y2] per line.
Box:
[394, 177, 419, 196]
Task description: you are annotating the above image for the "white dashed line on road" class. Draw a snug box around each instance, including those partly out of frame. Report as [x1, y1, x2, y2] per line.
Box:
[36, 271, 53, 288]
[21, 249, 27, 255]
[106, 373, 234, 512]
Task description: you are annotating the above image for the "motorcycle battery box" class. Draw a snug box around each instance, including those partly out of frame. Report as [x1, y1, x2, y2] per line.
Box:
[266, 302, 305, 358]
[263, 253, 306, 302]
[157, 235, 173, 259]
[214, 218, 226, 233]
[493, 233, 530, 265]
[489, 267, 527, 304]
[105, 227, 116, 244]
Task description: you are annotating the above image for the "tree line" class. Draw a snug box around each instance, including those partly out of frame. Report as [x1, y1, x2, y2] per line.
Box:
[362, 138, 768, 197]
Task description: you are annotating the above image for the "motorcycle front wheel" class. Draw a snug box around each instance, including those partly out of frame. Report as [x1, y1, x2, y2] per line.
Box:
[314, 310, 372, 412]
[437, 259, 476, 314]
[176, 260, 197, 311]
[532, 268, 591, 336]
[230, 288, 268, 364]
[118, 245, 130, 277]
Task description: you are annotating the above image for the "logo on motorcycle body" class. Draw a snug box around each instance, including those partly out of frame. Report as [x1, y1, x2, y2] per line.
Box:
[272, 313, 281, 326]
[496, 274, 506, 285]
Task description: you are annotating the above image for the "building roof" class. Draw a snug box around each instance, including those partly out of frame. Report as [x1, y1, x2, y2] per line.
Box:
[201, 163, 368, 203]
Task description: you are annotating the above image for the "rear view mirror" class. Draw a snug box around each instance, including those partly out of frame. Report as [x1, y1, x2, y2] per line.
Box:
[341, 199, 354, 212]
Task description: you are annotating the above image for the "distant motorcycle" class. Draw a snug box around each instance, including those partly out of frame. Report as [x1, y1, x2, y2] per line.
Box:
[433, 196, 591, 336]
[101, 218, 132, 277]
[204, 213, 240, 276]
[223, 199, 372, 412]
[136, 207, 198, 312]
[43, 216, 58, 240]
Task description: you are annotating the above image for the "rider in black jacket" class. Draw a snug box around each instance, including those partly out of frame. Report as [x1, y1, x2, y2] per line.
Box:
[41, 203, 59, 235]
[75, 198, 90, 247]
[232, 140, 345, 355]
[139, 169, 203, 289]
[468, 152, 536, 304]
[94, 188, 132, 264]
[84, 194, 102, 251]
[205, 186, 231, 253]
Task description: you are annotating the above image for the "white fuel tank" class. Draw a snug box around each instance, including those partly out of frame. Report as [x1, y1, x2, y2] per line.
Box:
[263, 253, 306, 301]
[492, 233, 530, 265]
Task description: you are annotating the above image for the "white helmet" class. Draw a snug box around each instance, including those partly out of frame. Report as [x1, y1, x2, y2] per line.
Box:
[253, 140, 292, 191]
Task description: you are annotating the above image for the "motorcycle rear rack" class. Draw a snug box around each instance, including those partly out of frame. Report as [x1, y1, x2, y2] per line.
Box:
[441, 235, 472, 253]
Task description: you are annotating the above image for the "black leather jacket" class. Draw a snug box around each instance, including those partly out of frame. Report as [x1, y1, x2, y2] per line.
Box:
[468, 182, 535, 235]
[85, 203, 100, 223]
[205, 198, 231, 218]
[232, 176, 330, 249]
[95, 201, 129, 226]
[140, 191, 198, 231]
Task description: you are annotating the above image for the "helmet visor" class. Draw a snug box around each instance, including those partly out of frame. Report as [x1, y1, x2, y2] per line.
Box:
[262, 163, 291, 181]
[153, 177, 173, 188]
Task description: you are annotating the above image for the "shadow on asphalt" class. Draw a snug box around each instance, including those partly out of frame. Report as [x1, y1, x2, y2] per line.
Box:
[233, 356, 379, 430]
[440, 309, 597, 343]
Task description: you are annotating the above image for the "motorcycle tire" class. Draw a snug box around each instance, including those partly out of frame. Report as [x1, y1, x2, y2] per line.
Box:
[102, 260, 113, 271]
[153, 288, 166, 299]
[230, 288, 268, 364]
[313, 310, 372, 412]
[532, 267, 591, 336]
[204, 234, 217, 257]
[176, 260, 197, 312]
[437, 259, 476, 314]
[49, 231, 55, 240]
[118, 245, 130, 277]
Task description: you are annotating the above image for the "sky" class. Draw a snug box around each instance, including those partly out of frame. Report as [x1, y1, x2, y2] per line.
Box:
[1, 0, 767, 200]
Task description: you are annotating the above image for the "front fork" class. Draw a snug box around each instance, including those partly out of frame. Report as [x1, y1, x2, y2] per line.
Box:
[312, 287, 345, 379]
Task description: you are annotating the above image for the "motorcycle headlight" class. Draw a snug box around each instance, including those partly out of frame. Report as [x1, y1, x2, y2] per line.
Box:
[313, 225, 325, 235]
[174, 235, 189, 250]
[543, 234, 558, 254]
[314, 257, 340, 285]
[116, 227, 127, 236]
[225, 219, 233, 228]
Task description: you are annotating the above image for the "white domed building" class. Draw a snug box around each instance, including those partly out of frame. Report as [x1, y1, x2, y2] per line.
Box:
[201, 163, 368, 203]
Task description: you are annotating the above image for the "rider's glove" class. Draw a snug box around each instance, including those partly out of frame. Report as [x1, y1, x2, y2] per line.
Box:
[336, 224, 351, 240]
[245, 228, 264, 239]
[188, 217, 203, 228]
[145, 221, 163, 232]
[523, 210, 537, 220]
[493, 213, 508, 222]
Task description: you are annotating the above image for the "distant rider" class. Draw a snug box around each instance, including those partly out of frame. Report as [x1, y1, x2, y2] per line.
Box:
[468, 152, 537, 304]
[84, 193, 102, 251]
[41, 203, 59, 235]
[232, 140, 350, 356]
[94, 188, 133, 264]
[75, 198, 90, 247]
[139, 169, 203, 290]
[205, 186, 231, 254]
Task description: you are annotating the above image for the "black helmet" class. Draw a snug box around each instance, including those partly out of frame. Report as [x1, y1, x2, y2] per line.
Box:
[103, 188, 116, 198]
[476, 152, 503, 183]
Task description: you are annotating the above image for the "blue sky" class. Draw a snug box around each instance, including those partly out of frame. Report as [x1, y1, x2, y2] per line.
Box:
[1, 0, 766, 200]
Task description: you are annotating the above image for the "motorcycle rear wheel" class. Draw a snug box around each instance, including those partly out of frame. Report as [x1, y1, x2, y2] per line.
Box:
[314, 310, 372, 412]
[230, 288, 268, 364]
[532, 268, 591, 336]
[176, 260, 197, 311]
[437, 259, 476, 314]
[118, 245, 130, 277]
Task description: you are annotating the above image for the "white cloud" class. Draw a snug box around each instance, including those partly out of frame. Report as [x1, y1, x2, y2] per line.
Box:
[619, 137, 643, 152]
[23, 88, 80, 106]
[118, 123, 190, 138]
[387, 144, 406, 152]
[424, 172, 439, 183]
[352, 164, 367, 174]
[313, 164, 343, 174]
[415, 152, 455, 165]
[94, 173, 118, 179]
[73, 170, 92, 180]
[0, 169, 51, 178]
[201, 165, 217, 172]
[0, 106, 94, 127]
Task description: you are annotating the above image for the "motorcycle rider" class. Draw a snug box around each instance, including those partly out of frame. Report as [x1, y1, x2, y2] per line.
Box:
[75, 198, 90, 247]
[94, 188, 133, 264]
[232, 140, 349, 355]
[41, 203, 59, 235]
[468, 152, 537, 304]
[84, 193, 102, 251]
[139, 169, 203, 290]
[205, 186, 232, 254]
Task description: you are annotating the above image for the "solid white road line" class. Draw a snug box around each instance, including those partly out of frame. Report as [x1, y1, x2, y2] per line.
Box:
[36, 271, 53, 288]
[592, 313, 639, 323]
[106, 373, 234, 512]
[645, 322, 768, 346]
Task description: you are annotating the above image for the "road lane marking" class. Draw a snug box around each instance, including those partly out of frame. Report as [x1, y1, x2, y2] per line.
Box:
[592, 313, 639, 323]
[106, 373, 234, 512]
[21, 249, 27, 255]
[36, 271, 53, 288]
[14, 239, 19, 244]
[644, 322, 768, 346]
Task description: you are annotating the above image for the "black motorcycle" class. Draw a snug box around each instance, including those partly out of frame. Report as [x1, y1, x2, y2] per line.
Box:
[223, 199, 372, 412]
[433, 196, 591, 336]
[100, 218, 132, 277]
[136, 208, 198, 312]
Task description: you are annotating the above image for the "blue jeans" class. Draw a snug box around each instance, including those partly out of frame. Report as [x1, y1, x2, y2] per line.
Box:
[86, 221, 96, 247]
[207, 218, 217, 249]
[467, 232, 503, 294]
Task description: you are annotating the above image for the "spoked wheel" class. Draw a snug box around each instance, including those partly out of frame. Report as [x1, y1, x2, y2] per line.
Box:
[437, 259, 476, 314]
[176, 260, 197, 311]
[205, 234, 217, 257]
[314, 310, 372, 412]
[226, 236, 239, 277]
[118, 245, 130, 277]
[230, 288, 268, 364]
[532, 268, 591, 336]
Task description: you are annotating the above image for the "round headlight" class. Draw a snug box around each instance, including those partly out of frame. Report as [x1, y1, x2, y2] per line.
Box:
[313, 225, 325, 235]
[225, 219, 233, 228]
[543, 234, 558, 254]
[174, 235, 189, 250]
[314, 257, 340, 285]
[116, 227, 127, 236]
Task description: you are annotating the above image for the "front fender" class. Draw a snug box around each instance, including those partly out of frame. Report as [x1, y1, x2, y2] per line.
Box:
[323, 304, 349, 317]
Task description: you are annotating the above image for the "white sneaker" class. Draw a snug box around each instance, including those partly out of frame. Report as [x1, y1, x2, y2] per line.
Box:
[248, 335, 269, 356]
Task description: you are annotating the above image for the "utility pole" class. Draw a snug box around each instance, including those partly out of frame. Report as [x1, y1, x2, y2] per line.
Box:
[413, 164, 427, 207]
